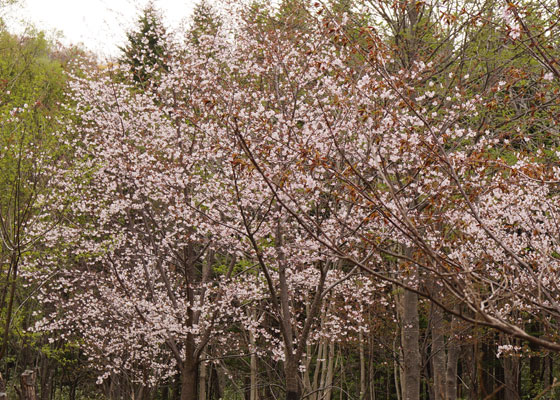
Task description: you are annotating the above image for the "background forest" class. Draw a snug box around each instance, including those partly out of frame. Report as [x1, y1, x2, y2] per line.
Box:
[1, 0, 560, 399]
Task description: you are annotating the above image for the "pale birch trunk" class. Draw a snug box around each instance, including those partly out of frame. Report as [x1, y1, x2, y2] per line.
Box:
[311, 341, 324, 400]
[250, 329, 258, 400]
[323, 342, 335, 400]
[359, 330, 366, 399]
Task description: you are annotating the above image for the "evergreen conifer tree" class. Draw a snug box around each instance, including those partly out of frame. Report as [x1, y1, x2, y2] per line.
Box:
[120, 3, 169, 88]
[187, 0, 222, 45]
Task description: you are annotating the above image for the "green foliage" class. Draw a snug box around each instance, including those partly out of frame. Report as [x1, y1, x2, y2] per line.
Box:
[0, 29, 70, 208]
[0, 25, 80, 396]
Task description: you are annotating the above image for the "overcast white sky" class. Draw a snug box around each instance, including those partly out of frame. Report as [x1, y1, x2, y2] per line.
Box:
[3, 0, 197, 58]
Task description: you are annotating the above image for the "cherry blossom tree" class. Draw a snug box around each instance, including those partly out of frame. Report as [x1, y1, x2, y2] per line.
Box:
[230, 0, 560, 351]
[32, 44, 244, 397]
[209, 0, 560, 389]
[28, 0, 560, 398]
[31, 4, 391, 398]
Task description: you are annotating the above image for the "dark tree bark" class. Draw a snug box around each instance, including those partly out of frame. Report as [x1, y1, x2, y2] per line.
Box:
[181, 360, 198, 400]
[445, 311, 460, 400]
[39, 355, 54, 400]
[503, 355, 520, 400]
[431, 303, 446, 400]
[285, 356, 301, 400]
[400, 287, 421, 400]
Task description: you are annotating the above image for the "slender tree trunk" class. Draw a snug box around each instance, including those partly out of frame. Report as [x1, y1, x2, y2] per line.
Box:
[106, 373, 117, 400]
[400, 287, 421, 400]
[359, 331, 366, 399]
[0, 253, 19, 362]
[369, 333, 376, 400]
[463, 342, 475, 400]
[182, 246, 200, 400]
[250, 330, 258, 400]
[211, 365, 225, 400]
[324, 342, 335, 400]
[475, 339, 484, 399]
[544, 354, 552, 389]
[340, 348, 347, 400]
[394, 336, 402, 400]
[504, 355, 520, 400]
[529, 333, 541, 396]
[39, 354, 55, 400]
[431, 303, 446, 400]
[274, 214, 299, 400]
[136, 385, 151, 400]
[445, 312, 459, 400]
[311, 341, 324, 400]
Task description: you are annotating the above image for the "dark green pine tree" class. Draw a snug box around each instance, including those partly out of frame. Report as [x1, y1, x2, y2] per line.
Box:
[120, 2, 169, 88]
[187, 0, 222, 46]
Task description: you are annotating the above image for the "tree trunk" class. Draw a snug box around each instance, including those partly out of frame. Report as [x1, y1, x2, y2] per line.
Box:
[475, 339, 484, 399]
[324, 342, 335, 400]
[39, 355, 55, 400]
[445, 312, 459, 400]
[181, 359, 198, 400]
[199, 360, 207, 400]
[359, 331, 366, 399]
[544, 354, 552, 389]
[250, 322, 258, 400]
[310, 341, 324, 400]
[285, 356, 300, 400]
[528, 333, 541, 396]
[136, 385, 151, 400]
[318, 341, 328, 399]
[504, 355, 520, 400]
[394, 336, 402, 400]
[431, 303, 446, 400]
[400, 287, 421, 400]
[216, 366, 225, 399]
